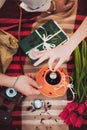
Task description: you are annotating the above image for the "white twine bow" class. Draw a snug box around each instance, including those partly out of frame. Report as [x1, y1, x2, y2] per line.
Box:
[54, 75, 76, 103]
[56, 83, 76, 104]
[67, 83, 76, 101]
[35, 26, 61, 50]
[26, 26, 62, 60]
[40, 33, 55, 50]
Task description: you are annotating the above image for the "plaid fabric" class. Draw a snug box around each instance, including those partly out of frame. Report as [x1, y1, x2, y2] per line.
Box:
[22, 0, 78, 130]
[0, 0, 39, 130]
[0, 0, 87, 130]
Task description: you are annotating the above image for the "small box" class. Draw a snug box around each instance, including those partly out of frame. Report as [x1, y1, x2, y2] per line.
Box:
[19, 19, 69, 63]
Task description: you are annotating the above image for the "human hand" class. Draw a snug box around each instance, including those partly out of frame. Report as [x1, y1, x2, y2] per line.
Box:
[34, 42, 73, 71]
[13, 74, 41, 96]
[55, 0, 74, 13]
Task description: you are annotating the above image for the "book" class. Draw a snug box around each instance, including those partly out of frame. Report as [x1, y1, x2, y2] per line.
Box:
[19, 19, 69, 63]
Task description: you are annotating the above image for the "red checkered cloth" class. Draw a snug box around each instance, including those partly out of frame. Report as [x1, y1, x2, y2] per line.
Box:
[0, 0, 39, 130]
[0, 0, 87, 130]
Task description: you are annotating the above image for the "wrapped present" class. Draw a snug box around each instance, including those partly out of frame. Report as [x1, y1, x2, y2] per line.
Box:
[19, 19, 69, 63]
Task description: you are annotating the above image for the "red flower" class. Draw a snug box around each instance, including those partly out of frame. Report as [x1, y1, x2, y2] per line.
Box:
[69, 112, 78, 126]
[75, 117, 84, 127]
[83, 119, 87, 125]
[64, 117, 71, 125]
[85, 100, 87, 107]
[66, 101, 78, 112]
[77, 103, 85, 114]
[58, 100, 87, 127]
[58, 109, 69, 120]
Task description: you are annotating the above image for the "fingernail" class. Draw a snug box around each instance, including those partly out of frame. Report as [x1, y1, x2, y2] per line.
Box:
[33, 63, 36, 66]
[37, 91, 40, 94]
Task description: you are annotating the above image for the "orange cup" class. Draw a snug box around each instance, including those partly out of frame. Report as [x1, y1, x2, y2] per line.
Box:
[36, 66, 70, 98]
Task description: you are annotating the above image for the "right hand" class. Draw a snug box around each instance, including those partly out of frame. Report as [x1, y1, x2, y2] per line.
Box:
[33, 41, 73, 71]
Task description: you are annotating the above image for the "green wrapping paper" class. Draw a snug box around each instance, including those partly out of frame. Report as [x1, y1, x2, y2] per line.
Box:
[19, 20, 69, 63]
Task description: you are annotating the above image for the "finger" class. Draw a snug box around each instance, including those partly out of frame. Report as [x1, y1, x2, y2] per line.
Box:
[33, 54, 49, 66]
[35, 51, 49, 60]
[62, 0, 69, 4]
[38, 50, 47, 54]
[48, 58, 56, 71]
[34, 50, 47, 59]
[30, 87, 40, 95]
[64, 1, 74, 11]
[29, 50, 45, 60]
[54, 59, 63, 71]
[27, 73, 36, 80]
[29, 78, 41, 89]
[34, 54, 44, 59]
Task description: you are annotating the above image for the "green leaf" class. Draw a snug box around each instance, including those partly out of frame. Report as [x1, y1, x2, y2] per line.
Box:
[72, 40, 87, 103]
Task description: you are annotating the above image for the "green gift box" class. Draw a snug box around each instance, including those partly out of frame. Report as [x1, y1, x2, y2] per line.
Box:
[19, 20, 69, 63]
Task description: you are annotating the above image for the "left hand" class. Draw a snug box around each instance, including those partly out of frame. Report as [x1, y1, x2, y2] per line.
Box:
[55, 0, 74, 13]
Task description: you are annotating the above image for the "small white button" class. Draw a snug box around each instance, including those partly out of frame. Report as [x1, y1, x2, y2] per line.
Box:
[50, 72, 57, 79]
[33, 99, 43, 109]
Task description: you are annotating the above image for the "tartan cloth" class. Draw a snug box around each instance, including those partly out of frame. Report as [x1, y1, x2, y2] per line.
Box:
[0, 0, 39, 130]
[0, 0, 87, 130]
[22, 0, 78, 130]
